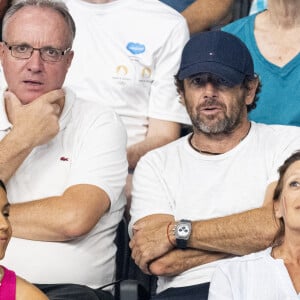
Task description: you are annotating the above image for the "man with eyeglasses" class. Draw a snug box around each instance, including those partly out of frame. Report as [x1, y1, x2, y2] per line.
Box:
[0, 1, 127, 299]
[129, 31, 300, 300]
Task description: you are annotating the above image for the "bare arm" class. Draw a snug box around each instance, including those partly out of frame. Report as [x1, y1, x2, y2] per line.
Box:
[9, 184, 110, 241]
[130, 183, 279, 275]
[16, 276, 49, 299]
[188, 182, 278, 254]
[189, 206, 276, 255]
[131, 215, 229, 275]
[127, 118, 181, 170]
[0, 90, 63, 182]
[149, 248, 231, 276]
[182, 0, 234, 34]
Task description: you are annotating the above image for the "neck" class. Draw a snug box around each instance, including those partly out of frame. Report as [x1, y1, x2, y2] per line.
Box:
[272, 237, 300, 263]
[267, 0, 300, 28]
[190, 121, 251, 155]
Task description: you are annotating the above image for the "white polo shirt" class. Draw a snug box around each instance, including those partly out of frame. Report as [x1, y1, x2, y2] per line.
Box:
[0, 88, 128, 289]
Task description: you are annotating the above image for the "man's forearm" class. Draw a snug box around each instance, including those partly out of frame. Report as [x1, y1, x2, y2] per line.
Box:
[189, 206, 278, 255]
[182, 0, 233, 34]
[131, 205, 277, 276]
[149, 248, 231, 276]
[148, 206, 277, 276]
[127, 136, 175, 170]
[10, 184, 110, 241]
[127, 120, 181, 169]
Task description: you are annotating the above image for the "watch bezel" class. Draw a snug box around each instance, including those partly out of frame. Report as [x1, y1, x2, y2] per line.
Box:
[175, 219, 192, 249]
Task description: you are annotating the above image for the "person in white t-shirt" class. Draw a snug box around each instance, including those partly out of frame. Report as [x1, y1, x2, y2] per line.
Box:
[209, 150, 300, 299]
[129, 31, 300, 300]
[0, 1, 127, 299]
[62, 0, 192, 211]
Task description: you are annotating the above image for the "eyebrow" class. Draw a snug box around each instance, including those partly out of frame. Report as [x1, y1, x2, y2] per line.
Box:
[6, 41, 64, 49]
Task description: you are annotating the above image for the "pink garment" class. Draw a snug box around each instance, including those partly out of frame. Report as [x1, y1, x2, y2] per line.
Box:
[0, 266, 16, 300]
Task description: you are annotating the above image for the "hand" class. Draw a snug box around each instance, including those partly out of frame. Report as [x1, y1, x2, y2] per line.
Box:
[129, 214, 175, 274]
[5, 89, 64, 148]
[148, 248, 231, 277]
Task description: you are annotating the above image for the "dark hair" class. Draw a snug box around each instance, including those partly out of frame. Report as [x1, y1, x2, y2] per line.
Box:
[272, 150, 300, 246]
[0, 180, 6, 193]
[174, 73, 261, 113]
[2, 0, 76, 48]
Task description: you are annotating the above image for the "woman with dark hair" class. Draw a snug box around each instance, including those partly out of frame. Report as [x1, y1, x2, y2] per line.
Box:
[0, 180, 48, 299]
[208, 150, 300, 299]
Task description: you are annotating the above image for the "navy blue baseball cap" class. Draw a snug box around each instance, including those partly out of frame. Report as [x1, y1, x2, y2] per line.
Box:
[177, 31, 254, 85]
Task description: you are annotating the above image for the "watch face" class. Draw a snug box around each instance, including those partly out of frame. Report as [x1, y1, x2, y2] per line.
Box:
[176, 223, 191, 239]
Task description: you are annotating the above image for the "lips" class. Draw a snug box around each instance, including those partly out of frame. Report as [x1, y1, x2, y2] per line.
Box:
[200, 105, 222, 111]
[23, 80, 43, 85]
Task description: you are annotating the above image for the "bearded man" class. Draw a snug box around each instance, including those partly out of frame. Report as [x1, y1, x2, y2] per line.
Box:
[129, 31, 300, 300]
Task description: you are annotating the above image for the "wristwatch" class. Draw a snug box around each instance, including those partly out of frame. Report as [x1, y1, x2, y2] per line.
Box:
[175, 219, 192, 249]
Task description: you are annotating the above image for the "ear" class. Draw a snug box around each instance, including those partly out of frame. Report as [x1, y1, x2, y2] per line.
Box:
[274, 200, 283, 219]
[245, 77, 259, 106]
[178, 91, 186, 106]
[65, 50, 74, 70]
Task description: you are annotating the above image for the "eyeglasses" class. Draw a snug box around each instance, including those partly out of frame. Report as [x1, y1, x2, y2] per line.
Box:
[3, 41, 71, 62]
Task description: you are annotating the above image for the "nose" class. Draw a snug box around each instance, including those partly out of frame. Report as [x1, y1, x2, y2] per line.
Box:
[26, 49, 44, 73]
[0, 214, 9, 232]
[203, 82, 218, 98]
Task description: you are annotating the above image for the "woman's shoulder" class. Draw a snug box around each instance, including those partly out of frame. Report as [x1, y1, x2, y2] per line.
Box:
[16, 275, 48, 300]
[218, 248, 272, 271]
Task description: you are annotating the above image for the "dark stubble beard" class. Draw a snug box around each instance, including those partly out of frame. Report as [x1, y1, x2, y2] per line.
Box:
[188, 95, 246, 135]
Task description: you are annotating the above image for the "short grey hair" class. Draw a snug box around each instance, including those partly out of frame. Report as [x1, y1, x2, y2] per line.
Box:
[2, 0, 76, 48]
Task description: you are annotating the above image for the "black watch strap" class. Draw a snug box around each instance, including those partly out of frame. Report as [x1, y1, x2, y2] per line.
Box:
[176, 237, 188, 249]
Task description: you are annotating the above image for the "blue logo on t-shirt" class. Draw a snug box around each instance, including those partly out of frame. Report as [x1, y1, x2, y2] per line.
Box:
[126, 42, 145, 55]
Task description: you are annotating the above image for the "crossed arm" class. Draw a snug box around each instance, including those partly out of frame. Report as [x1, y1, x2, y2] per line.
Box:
[130, 183, 278, 276]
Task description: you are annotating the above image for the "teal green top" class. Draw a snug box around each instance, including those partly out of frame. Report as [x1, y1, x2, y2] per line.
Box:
[223, 13, 300, 126]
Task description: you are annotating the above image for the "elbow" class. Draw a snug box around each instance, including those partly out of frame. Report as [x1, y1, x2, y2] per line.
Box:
[148, 260, 174, 277]
[59, 212, 98, 240]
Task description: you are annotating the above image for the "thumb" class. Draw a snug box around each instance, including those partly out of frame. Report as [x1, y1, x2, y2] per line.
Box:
[4, 90, 22, 108]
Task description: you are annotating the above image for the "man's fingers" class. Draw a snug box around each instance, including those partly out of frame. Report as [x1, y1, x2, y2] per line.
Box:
[40, 89, 65, 104]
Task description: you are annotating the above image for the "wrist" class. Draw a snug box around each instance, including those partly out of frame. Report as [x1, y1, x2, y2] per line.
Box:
[167, 221, 176, 248]
[128, 168, 135, 174]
